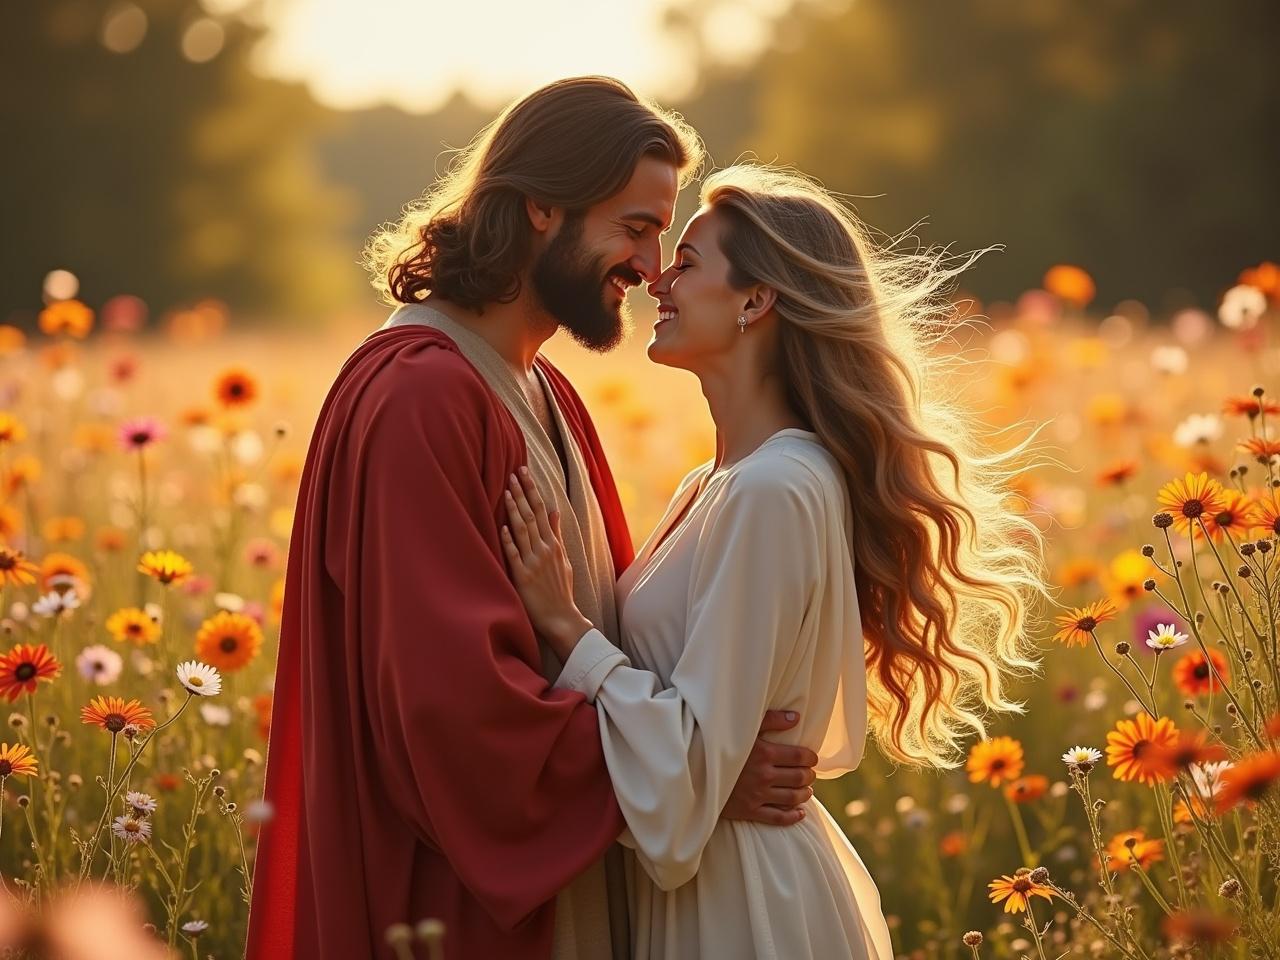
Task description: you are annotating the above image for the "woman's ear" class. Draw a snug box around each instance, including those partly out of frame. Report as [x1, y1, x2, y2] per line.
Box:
[742, 285, 778, 324]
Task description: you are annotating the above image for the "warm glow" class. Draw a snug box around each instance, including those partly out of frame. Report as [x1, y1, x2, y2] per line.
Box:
[220, 0, 797, 112]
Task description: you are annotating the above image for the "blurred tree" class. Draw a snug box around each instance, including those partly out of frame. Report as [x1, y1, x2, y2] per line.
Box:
[0, 0, 359, 322]
[675, 0, 1280, 310]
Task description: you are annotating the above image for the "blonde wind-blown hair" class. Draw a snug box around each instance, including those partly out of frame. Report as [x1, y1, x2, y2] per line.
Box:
[703, 164, 1056, 769]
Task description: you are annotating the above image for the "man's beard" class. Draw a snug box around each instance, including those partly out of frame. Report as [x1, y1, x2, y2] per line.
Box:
[530, 213, 637, 353]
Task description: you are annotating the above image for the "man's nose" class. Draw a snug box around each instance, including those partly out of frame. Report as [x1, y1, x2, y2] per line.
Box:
[632, 236, 663, 284]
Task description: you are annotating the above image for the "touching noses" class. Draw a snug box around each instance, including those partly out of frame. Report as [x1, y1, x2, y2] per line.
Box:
[647, 263, 678, 300]
[631, 235, 664, 284]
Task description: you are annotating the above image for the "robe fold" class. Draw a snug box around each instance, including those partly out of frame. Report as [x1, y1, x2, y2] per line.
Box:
[245, 323, 633, 960]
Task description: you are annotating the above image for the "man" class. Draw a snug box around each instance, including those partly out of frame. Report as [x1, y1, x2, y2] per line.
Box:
[247, 76, 819, 960]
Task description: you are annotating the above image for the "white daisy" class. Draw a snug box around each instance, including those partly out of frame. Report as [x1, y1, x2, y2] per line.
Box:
[32, 590, 81, 618]
[1061, 746, 1103, 767]
[181, 920, 209, 937]
[111, 815, 152, 844]
[1149, 345, 1188, 376]
[200, 703, 232, 726]
[1190, 760, 1232, 800]
[1172, 413, 1223, 448]
[1219, 284, 1267, 330]
[175, 660, 222, 697]
[125, 791, 158, 816]
[75, 644, 123, 686]
[1146, 623, 1189, 651]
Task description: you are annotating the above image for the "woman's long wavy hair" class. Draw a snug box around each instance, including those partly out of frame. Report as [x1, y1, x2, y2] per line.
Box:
[704, 164, 1057, 770]
[364, 76, 704, 310]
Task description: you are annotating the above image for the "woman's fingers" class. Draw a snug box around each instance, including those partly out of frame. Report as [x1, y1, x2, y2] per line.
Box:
[499, 526, 525, 577]
[517, 466, 556, 544]
[504, 487, 534, 558]
[508, 474, 543, 547]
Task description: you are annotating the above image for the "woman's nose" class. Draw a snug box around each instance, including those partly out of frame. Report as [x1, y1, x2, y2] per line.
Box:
[648, 265, 675, 298]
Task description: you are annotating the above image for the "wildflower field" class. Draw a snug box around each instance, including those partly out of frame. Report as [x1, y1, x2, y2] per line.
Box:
[0, 263, 1278, 959]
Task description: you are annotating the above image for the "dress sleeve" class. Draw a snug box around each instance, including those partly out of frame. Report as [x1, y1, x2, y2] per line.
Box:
[555, 460, 823, 891]
[355, 357, 624, 930]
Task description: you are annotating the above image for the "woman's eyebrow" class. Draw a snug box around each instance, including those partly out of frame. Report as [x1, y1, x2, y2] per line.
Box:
[676, 242, 701, 257]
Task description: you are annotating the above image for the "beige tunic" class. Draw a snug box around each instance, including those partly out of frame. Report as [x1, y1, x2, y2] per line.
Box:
[381, 302, 629, 960]
[555, 430, 894, 960]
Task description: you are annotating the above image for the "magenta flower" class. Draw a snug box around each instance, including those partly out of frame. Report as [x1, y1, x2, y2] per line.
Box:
[118, 416, 167, 452]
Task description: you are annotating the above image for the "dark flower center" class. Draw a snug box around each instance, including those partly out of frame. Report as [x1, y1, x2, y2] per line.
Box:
[229, 383, 245, 397]
[1012, 878, 1031, 893]
[1194, 663, 1210, 680]
[219, 636, 238, 653]
[130, 431, 150, 445]
[1132, 739, 1150, 759]
[1077, 616, 1097, 631]
[14, 663, 36, 682]
[1182, 499, 1204, 519]
[105, 714, 126, 732]
[0, 760, 12, 776]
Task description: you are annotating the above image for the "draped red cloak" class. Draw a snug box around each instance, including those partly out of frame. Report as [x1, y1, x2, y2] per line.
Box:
[245, 325, 633, 960]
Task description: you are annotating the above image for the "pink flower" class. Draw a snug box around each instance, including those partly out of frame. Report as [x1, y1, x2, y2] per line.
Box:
[118, 416, 167, 452]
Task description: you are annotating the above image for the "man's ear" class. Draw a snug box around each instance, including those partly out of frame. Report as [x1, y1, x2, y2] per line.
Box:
[525, 196, 562, 237]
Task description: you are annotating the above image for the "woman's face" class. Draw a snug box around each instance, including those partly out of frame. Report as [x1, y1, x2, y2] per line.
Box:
[645, 207, 748, 371]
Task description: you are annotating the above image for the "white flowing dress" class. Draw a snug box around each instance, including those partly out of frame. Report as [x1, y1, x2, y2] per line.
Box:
[553, 429, 894, 960]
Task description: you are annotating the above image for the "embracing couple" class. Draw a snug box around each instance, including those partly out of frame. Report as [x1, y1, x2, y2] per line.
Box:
[245, 76, 1045, 960]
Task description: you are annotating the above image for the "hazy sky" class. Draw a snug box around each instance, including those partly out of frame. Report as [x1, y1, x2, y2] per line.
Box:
[210, 0, 796, 112]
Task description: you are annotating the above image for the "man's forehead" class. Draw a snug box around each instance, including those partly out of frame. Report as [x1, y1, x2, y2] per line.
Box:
[611, 157, 679, 228]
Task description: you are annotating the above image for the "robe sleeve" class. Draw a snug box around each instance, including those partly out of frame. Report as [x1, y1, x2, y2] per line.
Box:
[355, 352, 623, 930]
[553, 457, 822, 891]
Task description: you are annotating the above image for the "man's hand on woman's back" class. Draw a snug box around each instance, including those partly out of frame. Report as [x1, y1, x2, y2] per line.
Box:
[722, 710, 819, 826]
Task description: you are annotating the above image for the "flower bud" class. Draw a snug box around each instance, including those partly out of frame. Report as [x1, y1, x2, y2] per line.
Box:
[1153, 512, 1174, 529]
[1029, 867, 1050, 884]
[1141, 544, 1155, 557]
[962, 931, 984, 947]
[1115, 641, 1130, 655]
[1219, 877, 1241, 898]
[1143, 578, 1156, 591]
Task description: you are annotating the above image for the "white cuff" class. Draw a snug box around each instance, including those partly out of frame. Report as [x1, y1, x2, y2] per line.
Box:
[552, 628, 628, 702]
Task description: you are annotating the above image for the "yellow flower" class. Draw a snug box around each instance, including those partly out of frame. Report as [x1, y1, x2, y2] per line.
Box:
[1106, 712, 1179, 786]
[988, 868, 1054, 914]
[137, 550, 193, 586]
[106, 608, 161, 646]
[0, 547, 38, 587]
[0, 742, 38, 778]
[0, 412, 27, 445]
[966, 736, 1025, 787]
[1051, 598, 1119, 647]
[1156, 472, 1227, 540]
[38, 299, 94, 338]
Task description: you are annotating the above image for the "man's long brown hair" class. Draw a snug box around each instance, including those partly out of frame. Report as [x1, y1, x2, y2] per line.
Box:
[364, 77, 704, 310]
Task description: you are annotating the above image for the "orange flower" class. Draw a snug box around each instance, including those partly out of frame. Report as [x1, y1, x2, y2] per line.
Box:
[80, 696, 154, 733]
[1238, 261, 1280, 300]
[1106, 712, 1179, 786]
[939, 831, 968, 857]
[39, 552, 91, 597]
[1173, 792, 1216, 825]
[1146, 729, 1230, 780]
[1096, 460, 1139, 487]
[4, 454, 41, 495]
[1156, 472, 1227, 540]
[1254, 497, 1280, 538]
[253, 692, 273, 740]
[194, 611, 263, 672]
[214, 368, 259, 408]
[0, 742, 38, 778]
[1222, 395, 1280, 419]
[95, 526, 128, 553]
[42, 516, 86, 543]
[987, 868, 1054, 913]
[0, 326, 26, 355]
[1044, 265, 1095, 308]
[137, 550, 193, 586]
[1266, 712, 1280, 742]
[1214, 750, 1280, 814]
[1162, 909, 1238, 946]
[106, 608, 161, 646]
[0, 505, 21, 543]
[967, 736, 1025, 787]
[0, 547, 38, 587]
[0, 412, 26, 446]
[1172, 648, 1229, 697]
[1237, 436, 1280, 463]
[1003, 775, 1049, 803]
[1056, 557, 1101, 589]
[38, 299, 94, 338]
[1051, 598, 1119, 647]
[1202, 489, 1260, 543]
[0, 644, 62, 701]
[1103, 828, 1165, 872]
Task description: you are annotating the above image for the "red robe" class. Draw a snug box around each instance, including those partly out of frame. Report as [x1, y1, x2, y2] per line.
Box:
[246, 325, 633, 959]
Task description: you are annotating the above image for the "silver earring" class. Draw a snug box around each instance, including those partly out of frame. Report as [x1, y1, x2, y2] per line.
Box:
[737, 315, 747, 333]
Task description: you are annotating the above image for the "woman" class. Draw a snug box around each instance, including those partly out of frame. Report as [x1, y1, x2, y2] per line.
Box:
[500, 164, 1052, 959]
